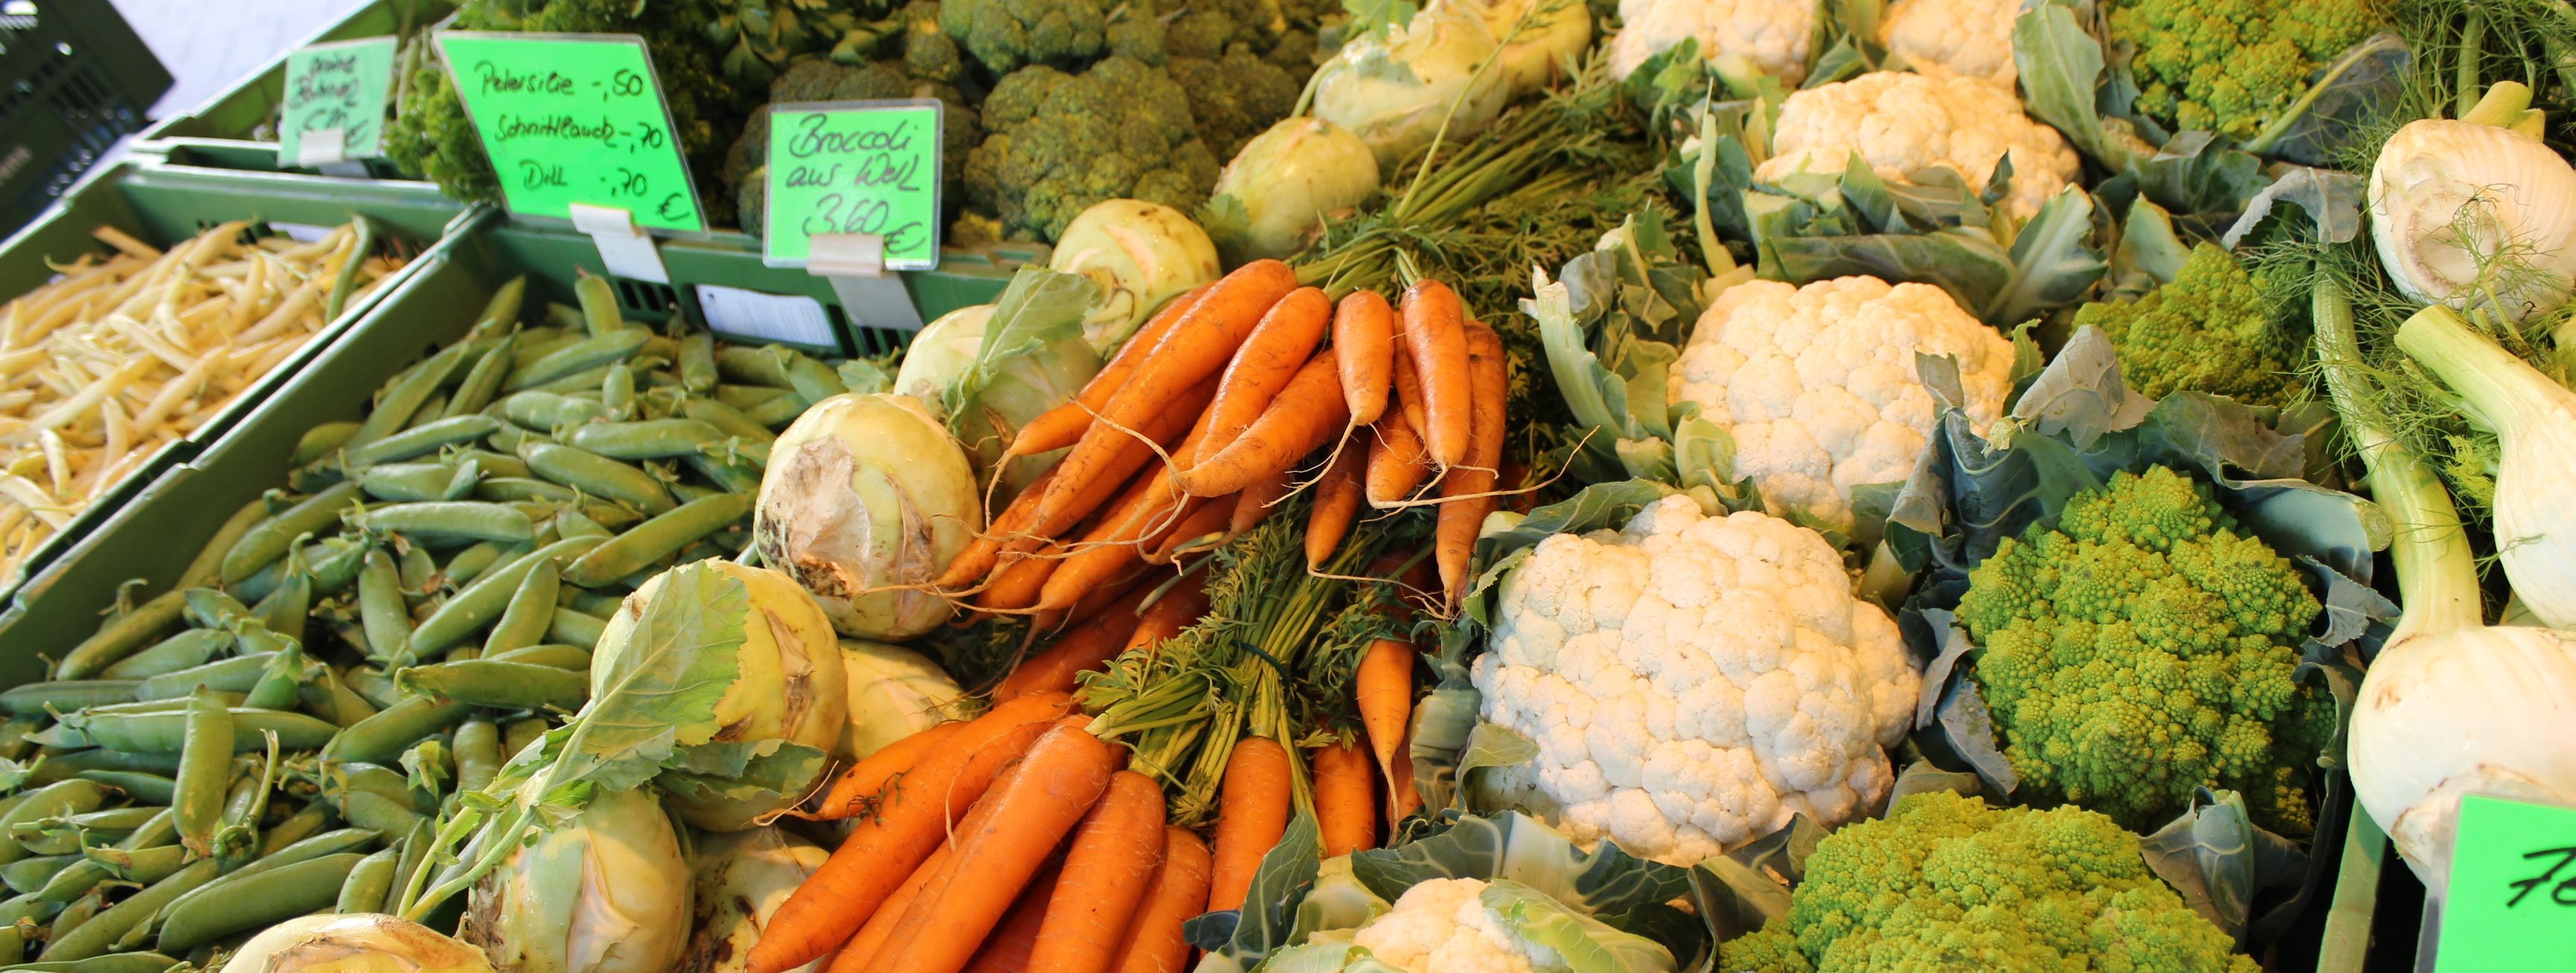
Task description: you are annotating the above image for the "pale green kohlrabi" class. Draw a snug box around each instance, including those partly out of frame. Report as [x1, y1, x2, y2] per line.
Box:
[461, 787, 692, 973]
[1046, 199, 1222, 353]
[1312, 6, 1512, 172]
[2370, 83, 2576, 324]
[592, 560, 848, 831]
[754, 392, 981, 640]
[838, 637, 972, 761]
[1210, 117, 1381, 262]
[1445, 0, 1592, 93]
[230, 914, 497, 973]
[680, 829, 832, 973]
[892, 273, 1104, 502]
[2317, 277, 2576, 894]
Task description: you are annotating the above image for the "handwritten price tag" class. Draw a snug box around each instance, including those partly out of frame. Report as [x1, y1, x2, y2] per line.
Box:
[280, 37, 395, 165]
[2435, 794, 2576, 971]
[762, 101, 943, 271]
[434, 32, 704, 233]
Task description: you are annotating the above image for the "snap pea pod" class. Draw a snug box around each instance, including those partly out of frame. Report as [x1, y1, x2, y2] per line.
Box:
[745, 391, 808, 428]
[89, 848, 188, 885]
[408, 536, 601, 655]
[240, 644, 317, 711]
[484, 421, 538, 453]
[574, 271, 623, 336]
[443, 333, 517, 420]
[249, 568, 311, 637]
[507, 328, 649, 391]
[564, 589, 625, 617]
[441, 541, 520, 590]
[182, 500, 271, 591]
[679, 332, 718, 392]
[561, 492, 755, 588]
[669, 482, 721, 504]
[335, 790, 421, 837]
[500, 390, 613, 429]
[501, 717, 547, 762]
[0, 681, 138, 715]
[713, 382, 791, 411]
[1, 855, 77, 894]
[565, 418, 727, 459]
[530, 362, 616, 395]
[171, 690, 228, 857]
[486, 560, 560, 652]
[229, 536, 368, 605]
[451, 721, 502, 795]
[487, 644, 591, 670]
[257, 803, 335, 857]
[37, 857, 218, 960]
[68, 772, 174, 806]
[0, 781, 107, 866]
[345, 342, 469, 453]
[61, 696, 230, 717]
[356, 462, 479, 503]
[410, 393, 452, 426]
[95, 631, 233, 681]
[519, 441, 673, 514]
[452, 448, 531, 479]
[552, 508, 613, 540]
[357, 549, 413, 667]
[33, 856, 116, 904]
[602, 363, 637, 419]
[341, 667, 402, 711]
[218, 482, 362, 585]
[341, 415, 502, 469]
[130, 654, 274, 702]
[61, 708, 338, 754]
[681, 397, 777, 444]
[356, 502, 536, 545]
[8, 808, 160, 855]
[321, 697, 472, 767]
[45, 887, 108, 948]
[473, 476, 577, 506]
[291, 422, 362, 466]
[10, 953, 186, 973]
[55, 592, 186, 681]
[715, 345, 798, 387]
[549, 607, 609, 648]
[20, 752, 180, 787]
[397, 542, 439, 593]
[394, 660, 586, 711]
[336, 846, 401, 915]
[300, 667, 379, 728]
[783, 353, 847, 405]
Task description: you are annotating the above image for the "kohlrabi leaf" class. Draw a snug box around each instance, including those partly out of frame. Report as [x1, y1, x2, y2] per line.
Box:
[2138, 787, 2311, 942]
[551, 561, 751, 793]
[1348, 811, 1692, 919]
[941, 266, 1096, 436]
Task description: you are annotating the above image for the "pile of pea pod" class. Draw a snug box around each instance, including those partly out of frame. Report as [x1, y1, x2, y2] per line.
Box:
[0, 272, 871, 970]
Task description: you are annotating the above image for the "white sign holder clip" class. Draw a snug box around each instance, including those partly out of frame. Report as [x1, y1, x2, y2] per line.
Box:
[809, 233, 924, 332]
[568, 203, 670, 286]
[294, 128, 371, 178]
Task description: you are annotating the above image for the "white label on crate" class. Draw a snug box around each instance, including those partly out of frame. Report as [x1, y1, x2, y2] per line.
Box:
[695, 285, 837, 348]
[271, 222, 338, 243]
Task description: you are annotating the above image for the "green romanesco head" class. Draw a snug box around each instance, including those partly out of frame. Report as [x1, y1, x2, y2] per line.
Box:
[962, 56, 1219, 242]
[1954, 466, 2329, 835]
[1720, 792, 2260, 973]
[938, 0, 1106, 73]
[2109, 0, 2381, 142]
[2073, 244, 2308, 408]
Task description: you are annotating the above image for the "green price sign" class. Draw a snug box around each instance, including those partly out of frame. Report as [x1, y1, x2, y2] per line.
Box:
[762, 101, 944, 271]
[280, 37, 395, 165]
[434, 32, 704, 233]
[2435, 794, 2576, 971]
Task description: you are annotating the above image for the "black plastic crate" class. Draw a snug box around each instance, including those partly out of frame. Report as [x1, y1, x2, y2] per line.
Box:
[0, 0, 171, 236]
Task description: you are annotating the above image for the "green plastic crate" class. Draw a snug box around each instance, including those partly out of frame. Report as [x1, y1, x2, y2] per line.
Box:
[0, 158, 464, 604]
[137, 0, 453, 178]
[0, 0, 173, 236]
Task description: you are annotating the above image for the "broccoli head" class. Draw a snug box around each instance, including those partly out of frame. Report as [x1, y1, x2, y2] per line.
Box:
[962, 56, 1219, 241]
[1955, 466, 2332, 836]
[1721, 791, 2260, 973]
[1169, 48, 1302, 160]
[2073, 243, 2307, 408]
[2109, 0, 2381, 141]
[938, 0, 1106, 73]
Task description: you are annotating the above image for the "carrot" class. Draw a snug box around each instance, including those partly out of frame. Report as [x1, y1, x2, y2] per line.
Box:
[1207, 737, 1292, 913]
[877, 726, 1123, 973]
[1312, 740, 1378, 857]
[1120, 576, 1210, 658]
[1193, 287, 1332, 466]
[1436, 321, 1508, 605]
[1229, 466, 1292, 536]
[1034, 473, 1184, 612]
[1143, 495, 1233, 563]
[1307, 440, 1364, 569]
[748, 696, 1072, 973]
[1010, 284, 1211, 459]
[1498, 456, 1537, 514]
[994, 581, 1158, 702]
[1334, 290, 1395, 426]
[827, 844, 955, 973]
[975, 542, 1064, 612]
[962, 858, 1066, 973]
[1400, 279, 1470, 468]
[1355, 638, 1412, 787]
[1108, 828, 1213, 973]
[816, 719, 971, 819]
[943, 377, 1216, 588]
[1028, 772, 1169, 973]
[1389, 342, 1428, 447]
[1365, 409, 1433, 508]
[1175, 355, 1348, 497]
[1053, 564, 1154, 630]
[1029, 262, 1297, 547]
[1387, 744, 1421, 823]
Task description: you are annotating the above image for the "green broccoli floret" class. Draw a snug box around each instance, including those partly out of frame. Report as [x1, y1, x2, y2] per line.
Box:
[962, 56, 1219, 241]
[1954, 466, 2331, 836]
[2109, 0, 2381, 141]
[900, 1, 968, 83]
[939, 0, 1106, 73]
[1721, 792, 2259, 973]
[1169, 48, 1301, 159]
[2073, 244, 2307, 408]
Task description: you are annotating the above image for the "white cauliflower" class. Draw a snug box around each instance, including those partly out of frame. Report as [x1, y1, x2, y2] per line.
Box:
[1881, 0, 2024, 86]
[1351, 879, 1556, 973]
[1609, 0, 1813, 86]
[1667, 275, 2013, 536]
[1474, 495, 1922, 867]
[1757, 70, 2080, 219]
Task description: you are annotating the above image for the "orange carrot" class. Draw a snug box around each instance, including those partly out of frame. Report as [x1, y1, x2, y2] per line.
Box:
[1108, 828, 1213, 973]
[994, 582, 1158, 702]
[1053, 565, 1154, 630]
[1312, 740, 1378, 857]
[1028, 772, 1169, 973]
[1389, 342, 1428, 447]
[1365, 409, 1433, 509]
[1207, 737, 1292, 913]
[878, 726, 1123, 973]
[1193, 287, 1332, 466]
[946, 377, 1215, 588]
[1400, 280, 1470, 468]
[1176, 355, 1348, 497]
[748, 696, 1073, 973]
[1011, 284, 1211, 459]
[1229, 467, 1292, 536]
[1334, 290, 1395, 426]
[1029, 262, 1298, 547]
[1143, 496, 1232, 564]
[962, 858, 1066, 973]
[816, 719, 971, 819]
[1437, 322, 1508, 604]
[1120, 576, 1210, 658]
[1034, 475, 1183, 612]
[1001, 376, 1218, 561]
[1387, 745, 1421, 824]
[976, 542, 1064, 612]
[1307, 440, 1364, 569]
[827, 844, 955, 973]
[1355, 637, 1412, 795]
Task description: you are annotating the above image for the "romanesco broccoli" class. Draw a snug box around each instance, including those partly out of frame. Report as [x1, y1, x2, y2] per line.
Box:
[1720, 791, 2260, 973]
[2109, 0, 2381, 141]
[1955, 466, 2332, 835]
[2073, 243, 2308, 408]
[962, 56, 1219, 241]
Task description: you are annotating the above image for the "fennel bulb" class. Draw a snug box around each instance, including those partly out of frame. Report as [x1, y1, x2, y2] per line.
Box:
[2368, 84, 2576, 324]
[1445, 0, 1593, 93]
[229, 914, 496, 973]
[2314, 276, 2576, 894]
[1311, 6, 1512, 171]
[1046, 200, 1222, 353]
[1210, 117, 1382, 262]
[754, 393, 982, 640]
[2395, 305, 2576, 630]
[462, 787, 692, 973]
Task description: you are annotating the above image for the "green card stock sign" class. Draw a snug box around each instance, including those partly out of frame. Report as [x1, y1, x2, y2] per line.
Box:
[435, 32, 704, 232]
[763, 101, 943, 271]
[2436, 794, 2576, 971]
[279, 37, 394, 164]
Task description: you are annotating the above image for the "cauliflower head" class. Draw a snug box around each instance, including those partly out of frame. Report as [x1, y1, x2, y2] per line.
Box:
[2073, 243, 2307, 409]
[1756, 70, 2081, 220]
[1347, 878, 1676, 973]
[1667, 276, 2014, 538]
[1957, 466, 2334, 835]
[1879, 0, 2022, 86]
[1720, 791, 2262, 973]
[1477, 496, 1922, 867]
[1609, 0, 1815, 86]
